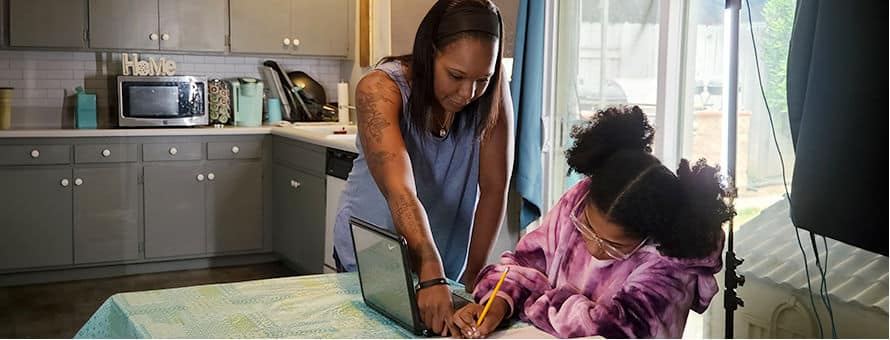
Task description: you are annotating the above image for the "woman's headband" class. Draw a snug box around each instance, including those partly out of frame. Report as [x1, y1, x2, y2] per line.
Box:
[436, 6, 501, 40]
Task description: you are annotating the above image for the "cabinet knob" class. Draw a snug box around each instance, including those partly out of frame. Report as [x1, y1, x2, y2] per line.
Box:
[207, 172, 215, 181]
[74, 178, 83, 186]
[231, 145, 240, 154]
[30, 149, 40, 158]
[161, 33, 170, 41]
[60, 178, 70, 187]
[169, 147, 178, 156]
[149, 32, 159, 41]
[292, 38, 300, 47]
[282, 38, 291, 46]
[197, 174, 205, 182]
[101, 149, 111, 157]
[290, 179, 301, 189]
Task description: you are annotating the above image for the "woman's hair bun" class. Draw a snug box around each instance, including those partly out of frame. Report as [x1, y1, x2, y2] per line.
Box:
[566, 105, 655, 176]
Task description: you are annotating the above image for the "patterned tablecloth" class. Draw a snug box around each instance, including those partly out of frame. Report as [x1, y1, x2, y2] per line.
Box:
[75, 272, 504, 338]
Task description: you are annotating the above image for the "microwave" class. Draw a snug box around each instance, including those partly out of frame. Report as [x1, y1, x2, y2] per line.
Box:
[118, 76, 208, 127]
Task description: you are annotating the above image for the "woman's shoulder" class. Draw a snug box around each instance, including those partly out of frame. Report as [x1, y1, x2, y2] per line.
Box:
[357, 70, 402, 100]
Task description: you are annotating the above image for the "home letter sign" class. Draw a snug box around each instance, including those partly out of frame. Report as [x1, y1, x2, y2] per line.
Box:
[121, 53, 177, 76]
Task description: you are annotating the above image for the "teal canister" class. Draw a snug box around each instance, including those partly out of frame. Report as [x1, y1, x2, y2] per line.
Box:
[75, 87, 97, 129]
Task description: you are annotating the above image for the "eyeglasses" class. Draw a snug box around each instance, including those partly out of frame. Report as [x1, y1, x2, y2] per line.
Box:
[569, 191, 648, 260]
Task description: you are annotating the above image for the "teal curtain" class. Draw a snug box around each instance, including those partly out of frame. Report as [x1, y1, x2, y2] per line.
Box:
[510, 0, 545, 229]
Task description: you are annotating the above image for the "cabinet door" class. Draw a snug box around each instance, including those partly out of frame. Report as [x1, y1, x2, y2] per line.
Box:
[159, 0, 227, 52]
[272, 164, 325, 274]
[88, 0, 160, 50]
[9, 0, 86, 48]
[73, 166, 140, 264]
[229, 0, 291, 54]
[144, 165, 206, 258]
[206, 161, 263, 253]
[389, 0, 434, 56]
[389, 0, 517, 58]
[290, 0, 349, 57]
[0, 168, 73, 270]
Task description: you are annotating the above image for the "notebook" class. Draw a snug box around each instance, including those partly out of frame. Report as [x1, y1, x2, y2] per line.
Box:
[349, 216, 471, 336]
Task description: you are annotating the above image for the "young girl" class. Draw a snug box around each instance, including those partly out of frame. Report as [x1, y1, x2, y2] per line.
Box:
[453, 106, 732, 338]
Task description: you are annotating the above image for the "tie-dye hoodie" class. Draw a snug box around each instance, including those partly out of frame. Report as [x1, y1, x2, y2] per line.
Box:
[473, 178, 724, 338]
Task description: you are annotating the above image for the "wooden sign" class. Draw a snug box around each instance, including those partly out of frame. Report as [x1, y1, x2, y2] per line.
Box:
[121, 53, 177, 76]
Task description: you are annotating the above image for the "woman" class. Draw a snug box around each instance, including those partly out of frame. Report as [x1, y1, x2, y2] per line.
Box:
[332, 0, 513, 335]
[453, 106, 732, 338]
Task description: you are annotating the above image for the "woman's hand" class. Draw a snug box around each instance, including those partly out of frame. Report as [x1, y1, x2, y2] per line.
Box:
[452, 297, 509, 338]
[416, 284, 460, 336]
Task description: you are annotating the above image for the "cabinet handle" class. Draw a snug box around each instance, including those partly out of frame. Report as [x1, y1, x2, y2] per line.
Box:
[74, 178, 83, 186]
[101, 149, 111, 157]
[231, 145, 240, 154]
[169, 147, 178, 156]
[60, 178, 70, 187]
[161, 33, 170, 41]
[290, 179, 301, 189]
[197, 174, 205, 182]
[207, 172, 215, 181]
[149, 32, 159, 41]
[282, 38, 291, 46]
[30, 149, 40, 158]
[292, 38, 300, 47]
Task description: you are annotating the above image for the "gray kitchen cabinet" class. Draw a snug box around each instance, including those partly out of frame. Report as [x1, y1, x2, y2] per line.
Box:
[289, 0, 349, 57]
[390, 0, 518, 58]
[271, 163, 325, 274]
[0, 167, 73, 271]
[144, 164, 207, 258]
[73, 166, 140, 264]
[158, 0, 227, 52]
[89, 0, 226, 52]
[206, 161, 263, 253]
[9, 0, 87, 48]
[88, 0, 160, 50]
[230, 0, 348, 57]
[229, 0, 291, 54]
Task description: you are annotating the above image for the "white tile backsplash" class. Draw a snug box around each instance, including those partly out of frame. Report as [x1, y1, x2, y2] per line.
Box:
[0, 50, 346, 128]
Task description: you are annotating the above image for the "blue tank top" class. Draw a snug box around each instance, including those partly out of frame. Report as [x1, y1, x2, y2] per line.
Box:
[333, 60, 481, 280]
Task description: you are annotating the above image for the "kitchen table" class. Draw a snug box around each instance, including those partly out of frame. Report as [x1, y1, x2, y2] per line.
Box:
[74, 272, 532, 338]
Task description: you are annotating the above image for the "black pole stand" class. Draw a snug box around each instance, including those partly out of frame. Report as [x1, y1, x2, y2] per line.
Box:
[724, 177, 745, 338]
[722, 0, 745, 338]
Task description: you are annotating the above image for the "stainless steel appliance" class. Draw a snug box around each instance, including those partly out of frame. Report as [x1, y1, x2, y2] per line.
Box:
[325, 147, 357, 273]
[118, 76, 208, 127]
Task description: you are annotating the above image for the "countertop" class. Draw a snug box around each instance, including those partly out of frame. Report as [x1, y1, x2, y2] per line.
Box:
[0, 124, 359, 153]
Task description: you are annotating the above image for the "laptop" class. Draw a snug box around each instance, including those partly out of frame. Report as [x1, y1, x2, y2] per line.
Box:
[349, 216, 472, 336]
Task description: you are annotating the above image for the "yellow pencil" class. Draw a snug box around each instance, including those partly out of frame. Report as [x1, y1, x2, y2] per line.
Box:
[476, 267, 510, 326]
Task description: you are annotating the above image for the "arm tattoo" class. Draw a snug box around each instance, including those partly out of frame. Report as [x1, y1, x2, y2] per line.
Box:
[393, 194, 423, 236]
[393, 193, 439, 266]
[367, 151, 395, 169]
[357, 77, 399, 144]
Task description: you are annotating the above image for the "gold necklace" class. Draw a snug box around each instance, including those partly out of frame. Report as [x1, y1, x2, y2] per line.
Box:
[437, 113, 453, 137]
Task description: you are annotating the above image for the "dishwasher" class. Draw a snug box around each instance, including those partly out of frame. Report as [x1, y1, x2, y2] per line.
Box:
[324, 148, 357, 273]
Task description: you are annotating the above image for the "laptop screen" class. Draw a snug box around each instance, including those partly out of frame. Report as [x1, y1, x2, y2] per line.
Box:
[350, 219, 417, 330]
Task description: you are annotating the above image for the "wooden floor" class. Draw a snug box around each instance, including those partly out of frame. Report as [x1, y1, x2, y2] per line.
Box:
[0, 262, 297, 338]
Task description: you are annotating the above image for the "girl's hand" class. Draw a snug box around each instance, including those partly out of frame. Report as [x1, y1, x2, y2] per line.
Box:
[452, 298, 509, 338]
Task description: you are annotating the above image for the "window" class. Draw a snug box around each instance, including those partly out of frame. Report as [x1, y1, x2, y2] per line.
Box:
[548, 0, 661, 208]
[679, 0, 796, 227]
[546, 0, 797, 228]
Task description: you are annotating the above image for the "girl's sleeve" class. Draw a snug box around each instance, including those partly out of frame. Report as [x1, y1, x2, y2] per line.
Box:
[521, 259, 693, 338]
[472, 194, 570, 317]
